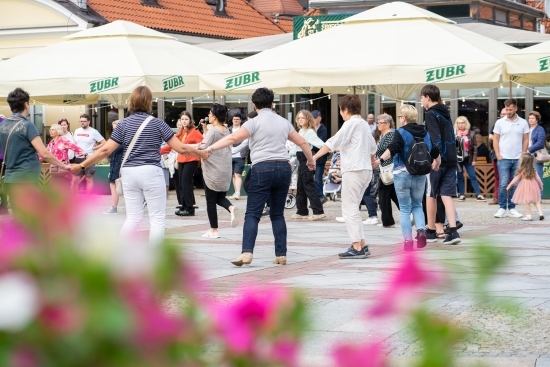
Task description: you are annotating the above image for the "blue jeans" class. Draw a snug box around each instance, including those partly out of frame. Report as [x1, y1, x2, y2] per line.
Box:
[361, 181, 378, 217]
[394, 171, 426, 241]
[242, 161, 291, 256]
[315, 164, 325, 198]
[457, 161, 481, 196]
[535, 161, 544, 198]
[497, 158, 519, 209]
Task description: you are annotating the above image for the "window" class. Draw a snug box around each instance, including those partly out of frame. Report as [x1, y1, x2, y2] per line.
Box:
[495, 9, 507, 25]
[509, 13, 521, 28]
[479, 5, 493, 21]
[426, 5, 470, 18]
[204, 0, 227, 16]
[458, 89, 489, 136]
[523, 17, 535, 31]
[141, 0, 162, 7]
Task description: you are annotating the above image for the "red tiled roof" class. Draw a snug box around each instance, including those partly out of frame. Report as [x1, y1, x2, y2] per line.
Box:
[304, 8, 322, 16]
[276, 17, 294, 33]
[526, 0, 550, 33]
[249, 0, 304, 16]
[86, 0, 286, 39]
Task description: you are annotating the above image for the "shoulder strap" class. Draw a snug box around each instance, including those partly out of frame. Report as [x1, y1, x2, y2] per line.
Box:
[2, 118, 25, 168]
[121, 115, 154, 168]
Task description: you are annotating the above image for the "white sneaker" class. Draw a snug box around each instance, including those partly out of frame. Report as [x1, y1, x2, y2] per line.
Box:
[230, 207, 240, 228]
[363, 217, 379, 225]
[494, 208, 507, 218]
[509, 208, 522, 218]
[335, 216, 346, 223]
[103, 207, 117, 214]
[201, 231, 220, 238]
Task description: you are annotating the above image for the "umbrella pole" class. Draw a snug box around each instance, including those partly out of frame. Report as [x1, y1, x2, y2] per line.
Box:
[353, 86, 356, 95]
[118, 94, 124, 120]
[509, 80, 512, 98]
[213, 90, 215, 103]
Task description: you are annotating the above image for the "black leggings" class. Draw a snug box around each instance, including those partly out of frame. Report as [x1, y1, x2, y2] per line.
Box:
[296, 152, 323, 215]
[204, 182, 232, 228]
[178, 161, 198, 211]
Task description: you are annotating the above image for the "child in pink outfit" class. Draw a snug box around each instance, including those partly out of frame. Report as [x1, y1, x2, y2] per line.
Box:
[507, 152, 544, 221]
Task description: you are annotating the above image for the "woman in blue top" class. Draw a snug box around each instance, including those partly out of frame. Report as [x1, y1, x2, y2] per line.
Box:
[527, 111, 546, 197]
[373, 104, 441, 252]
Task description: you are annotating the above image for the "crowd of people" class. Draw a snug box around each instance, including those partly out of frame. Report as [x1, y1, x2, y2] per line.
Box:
[0, 85, 547, 263]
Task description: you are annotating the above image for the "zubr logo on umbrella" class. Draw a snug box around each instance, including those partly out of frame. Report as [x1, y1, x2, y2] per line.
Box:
[163, 76, 185, 92]
[538, 56, 550, 72]
[225, 72, 260, 91]
[89, 77, 119, 94]
[425, 65, 465, 83]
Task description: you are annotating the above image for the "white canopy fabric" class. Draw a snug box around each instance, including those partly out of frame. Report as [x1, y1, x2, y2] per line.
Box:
[505, 40, 550, 85]
[0, 20, 235, 105]
[200, 1, 514, 100]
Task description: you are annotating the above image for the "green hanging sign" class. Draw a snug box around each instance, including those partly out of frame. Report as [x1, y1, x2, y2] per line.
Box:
[293, 14, 352, 40]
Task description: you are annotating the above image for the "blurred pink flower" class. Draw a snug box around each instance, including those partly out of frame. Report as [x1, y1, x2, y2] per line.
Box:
[332, 342, 387, 367]
[121, 282, 186, 346]
[212, 286, 288, 354]
[369, 252, 441, 317]
[0, 219, 31, 268]
[270, 338, 300, 367]
[11, 348, 38, 367]
[39, 303, 83, 333]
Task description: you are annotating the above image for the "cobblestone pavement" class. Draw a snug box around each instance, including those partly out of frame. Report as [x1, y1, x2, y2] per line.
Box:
[64, 192, 550, 365]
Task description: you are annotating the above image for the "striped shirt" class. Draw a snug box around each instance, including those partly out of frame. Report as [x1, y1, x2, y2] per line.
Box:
[110, 111, 174, 168]
[376, 129, 395, 167]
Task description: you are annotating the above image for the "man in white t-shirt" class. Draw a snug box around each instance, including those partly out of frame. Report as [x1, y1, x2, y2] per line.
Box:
[73, 113, 106, 193]
[493, 98, 529, 218]
[367, 114, 376, 135]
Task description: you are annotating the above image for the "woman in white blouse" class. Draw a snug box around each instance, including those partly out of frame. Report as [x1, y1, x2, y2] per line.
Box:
[312, 95, 377, 259]
[290, 110, 326, 220]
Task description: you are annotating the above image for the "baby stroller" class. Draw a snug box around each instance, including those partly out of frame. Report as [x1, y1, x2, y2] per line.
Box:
[285, 157, 298, 209]
[323, 169, 342, 202]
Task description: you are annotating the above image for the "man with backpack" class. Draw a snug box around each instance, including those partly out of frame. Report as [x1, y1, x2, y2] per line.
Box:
[421, 84, 461, 245]
[373, 104, 440, 251]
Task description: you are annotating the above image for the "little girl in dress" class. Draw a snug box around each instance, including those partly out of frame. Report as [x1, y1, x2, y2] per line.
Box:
[507, 153, 544, 221]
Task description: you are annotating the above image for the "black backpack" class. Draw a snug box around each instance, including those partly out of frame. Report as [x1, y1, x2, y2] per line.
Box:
[403, 133, 432, 176]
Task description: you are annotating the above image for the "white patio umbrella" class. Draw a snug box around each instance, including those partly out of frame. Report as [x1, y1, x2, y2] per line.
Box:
[505, 40, 550, 85]
[200, 2, 514, 100]
[0, 20, 235, 108]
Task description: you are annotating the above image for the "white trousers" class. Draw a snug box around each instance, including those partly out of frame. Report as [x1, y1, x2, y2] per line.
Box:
[120, 165, 166, 246]
[341, 169, 372, 243]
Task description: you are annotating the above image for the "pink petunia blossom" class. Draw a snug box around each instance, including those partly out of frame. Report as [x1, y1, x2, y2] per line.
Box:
[120, 282, 186, 346]
[270, 338, 300, 367]
[211, 286, 289, 354]
[369, 251, 442, 317]
[39, 303, 83, 333]
[10, 347, 38, 367]
[0, 220, 31, 268]
[332, 342, 387, 367]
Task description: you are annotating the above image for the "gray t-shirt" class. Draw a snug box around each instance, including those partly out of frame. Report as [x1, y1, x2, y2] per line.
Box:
[0, 115, 40, 183]
[243, 109, 293, 166]
[202, 127, 232, 192]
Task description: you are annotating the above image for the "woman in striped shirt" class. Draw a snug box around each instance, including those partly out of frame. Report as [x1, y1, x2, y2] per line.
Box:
[70, 86, 199, 246]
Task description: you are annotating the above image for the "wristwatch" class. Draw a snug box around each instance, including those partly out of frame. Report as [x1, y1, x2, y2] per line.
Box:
[80, 164, 86, 171]
[379, 157, 385, 165]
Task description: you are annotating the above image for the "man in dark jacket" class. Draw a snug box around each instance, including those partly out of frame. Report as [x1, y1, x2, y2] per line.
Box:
[312, 110, 328, 204]
[421, 84, 460, 245]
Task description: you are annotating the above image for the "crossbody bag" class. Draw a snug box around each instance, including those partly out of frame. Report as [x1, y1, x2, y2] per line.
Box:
[115, 116, 154, 196]
[1, 118, 25, 194]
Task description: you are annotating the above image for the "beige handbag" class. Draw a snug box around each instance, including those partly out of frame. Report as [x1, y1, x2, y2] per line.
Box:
[535, 148, 550, 163]
[115, 116, 154, 196]
[380, 163, 394, 185]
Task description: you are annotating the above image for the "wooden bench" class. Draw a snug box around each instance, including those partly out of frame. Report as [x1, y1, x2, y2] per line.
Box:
[462, 160, 495, 197]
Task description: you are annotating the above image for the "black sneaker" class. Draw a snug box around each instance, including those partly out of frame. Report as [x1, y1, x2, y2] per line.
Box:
[443, 231, 461, 245]
[339, 246, 370, 259]
[404, 240, 414, 252]
[416, 229, 427, 249]
[320, 197, 328, 205]
[425, 230, 438, 243]
[444, 221, 464, 234]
